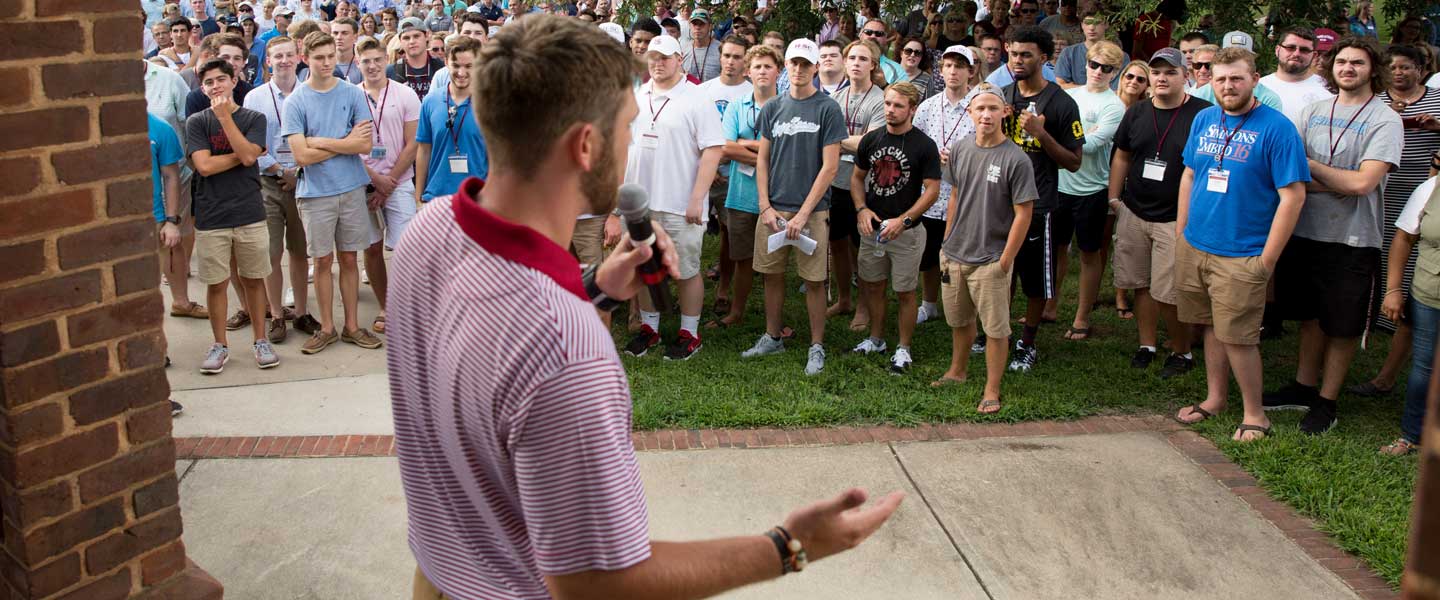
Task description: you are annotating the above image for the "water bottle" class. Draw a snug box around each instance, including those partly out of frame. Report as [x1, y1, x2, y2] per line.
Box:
[873, 220, 889, 257]
[1019, 104, 1038, 144]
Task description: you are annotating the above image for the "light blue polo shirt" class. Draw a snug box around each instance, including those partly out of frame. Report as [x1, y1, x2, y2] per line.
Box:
[721, 93, 763, 214]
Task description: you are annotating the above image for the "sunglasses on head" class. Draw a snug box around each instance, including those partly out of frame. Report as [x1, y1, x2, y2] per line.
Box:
[1124, 73, 1147, 83]
[1087, 60, 1115, 74]
[902, 47, 924, 56]
[862, 28, 886, 36]
[1191, 61, 1211, 70]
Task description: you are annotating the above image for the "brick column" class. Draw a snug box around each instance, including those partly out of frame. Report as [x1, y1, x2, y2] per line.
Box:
[0, 0, 222, 598]
[1407, 355, 1440, 599]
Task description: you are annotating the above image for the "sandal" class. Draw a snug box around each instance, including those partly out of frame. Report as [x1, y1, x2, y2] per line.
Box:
[170, 302, 209, 319]
[930, 376, 966, 388]
[712, 297, 732, 317]
[1063, 326, 1091, 340]
[1380, 438, 1419, 456]
[704, 316, 740, 329]
[976, 398, 1002, 414]
[1116, 306, 1134, 320]
[1233, 423, 1271, 442]
[372, 315, 386, 334]
[1347, 381, 1394, 398]
[1175, 404, 1216, 425]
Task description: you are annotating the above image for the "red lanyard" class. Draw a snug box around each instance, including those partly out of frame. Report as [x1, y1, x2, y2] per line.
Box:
[940, 96, 966, 147]
[842, 85, 874, 135]
[1217, 98, 1258, 170]
[647, 88, 672, 126]
[1327, 94, 1376, 164]
[1151, 95, 1186, 158]
[365, 81, 391, 145]
[690, 44, 710, 77]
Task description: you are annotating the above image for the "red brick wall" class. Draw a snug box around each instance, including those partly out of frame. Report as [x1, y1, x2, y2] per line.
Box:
[0, 0, 221, 598]
[1408, 357, 1440, 598]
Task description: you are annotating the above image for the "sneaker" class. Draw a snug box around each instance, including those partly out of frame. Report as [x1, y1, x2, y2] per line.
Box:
[851, 337, 887, 354]
[170, 400, 183, 417]
[283, 286, 295, 307]
[1130, 347, 1157, 369]
[301, 329, 340, 355]
[1263, 381, 1317, 412]
[253, 340, 280, 369]
[1158, 353, 1195, 379]
[889, 347, 912, 374]
[971, 337, 987, 355]
[625, 324, 661, 357]
[361, 266, 370, 285]
[1008, 341, 1037, 372]
[267, 318, 287, 344]
[916, 304, 934, 325]
[199, 343, 229, 374]
[805, 344, 826, 375]
[664, 330, 702, 361]
[307, 263, 315, 283]
[341, 327, 384, 349]
[293, 314, 322, 336]
[741, 333, 785, 358]
[225, 310, 251, 331]
[1299, 398, 1338, 435]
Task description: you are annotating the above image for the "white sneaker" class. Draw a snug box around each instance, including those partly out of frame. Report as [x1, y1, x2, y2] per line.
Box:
[916, 304, 933, 325]
[889, 347, 912, 374]
[361, 266, 370, 284]
[283, 286, 295, 307]
[307, 263, 315, 283]
[851, 338, 887, 354]
[741, 333, 785, 358]
[805, 344, 826, 375]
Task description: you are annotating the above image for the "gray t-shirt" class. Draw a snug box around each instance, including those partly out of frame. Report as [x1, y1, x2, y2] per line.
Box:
[831, 84, 887, 190]
[758, 91, 848, 212]
[1292, 99, 1403, 248]
[682, 39, 723, 82]
[940, 138, 1038, 265]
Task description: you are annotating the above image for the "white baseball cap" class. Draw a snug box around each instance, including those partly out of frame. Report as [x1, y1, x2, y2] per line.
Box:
[942, 45, 976, 65]
[599, 22, 625, 44]
[647, 34, 682, 57]
[785, 38, 819, 64]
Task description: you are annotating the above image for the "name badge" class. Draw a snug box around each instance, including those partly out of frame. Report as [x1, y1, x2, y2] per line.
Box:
[1142, 159, 1166, 181]
[638, 133, 660, 149]
[841, 154, 855, 163]
[448, 154, 469, 174]
[370, 145, 387, 160]
[737, 163, 756, 176]
[1206, 168, 1229, 194]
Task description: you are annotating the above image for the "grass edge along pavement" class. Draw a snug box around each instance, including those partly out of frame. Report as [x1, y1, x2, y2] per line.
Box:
[612, 238, 1418, 588]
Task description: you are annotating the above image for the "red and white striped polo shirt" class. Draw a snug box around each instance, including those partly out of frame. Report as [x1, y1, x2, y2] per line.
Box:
[387, 178, 652, 599]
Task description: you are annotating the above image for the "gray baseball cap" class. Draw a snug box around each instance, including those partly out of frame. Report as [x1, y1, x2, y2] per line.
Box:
[1149, 47, 1185, 68]
[397, 16, 427, 34]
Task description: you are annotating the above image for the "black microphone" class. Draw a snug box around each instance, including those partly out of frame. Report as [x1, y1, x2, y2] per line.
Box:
[616, 183, 671, 313]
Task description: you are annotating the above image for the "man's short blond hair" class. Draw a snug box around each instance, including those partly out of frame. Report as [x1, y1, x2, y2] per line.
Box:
[887, 81, 922, 108]
[1213, 47, 1256, 73]
[745, 44, 782, 68]
[1086, 40, 1122, 66]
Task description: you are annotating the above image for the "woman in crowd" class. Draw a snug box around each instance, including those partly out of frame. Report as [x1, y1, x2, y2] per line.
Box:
[1349, 1, 1378, 39]
[896, 36, 933, 98]
[1380, 177, 1440, 456]
[360, 12, 379, 36]
[1111, 59, 1151, 318]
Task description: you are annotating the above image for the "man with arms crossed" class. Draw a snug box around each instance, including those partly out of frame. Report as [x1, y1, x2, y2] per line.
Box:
[1109, 48, 1209, 378]
[849, 81, 942, 374]
[1263, 37, 1401, 434]
[186, 59, 279, 373]
[283, 32, 384, 354]
[389, 17, 902, 599]
[1172, 47, 1309, 442]
[742, 39, 848, 375]
[935, 82, 1035, 412]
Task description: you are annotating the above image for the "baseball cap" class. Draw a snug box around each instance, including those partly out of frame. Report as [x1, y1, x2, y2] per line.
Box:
[689, 8, 710, 23]
[968, 82, 1006, 103]
[274, 6, 294, 16]
[647, 34, 682, 57]
[1314, 27, 1339, 53]
[1149, 47, 1185, 68]
[397, 16, 426, 34]
[785, 38, 820, 64]
[942, 44, 976, 65]
[1222, 30, 1254, 52]
[599, 21, 625, 44]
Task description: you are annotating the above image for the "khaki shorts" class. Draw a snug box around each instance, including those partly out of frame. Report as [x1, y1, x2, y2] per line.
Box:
[941, 257, 1012, 339]
[412, 567, 449, 600]
[195, 221, 272, 285]
[752, 209, 829, 283]
[571, 215, 607, 267]
[1112, 206, 1177, 305]
[260, 175, 307, 258]
[725, 208, 759, 261]
[654, 211, 705, 280]
[1174, 235, 1271, 345]
[857, 224, 926, 292]
[298, 186, 370, 257]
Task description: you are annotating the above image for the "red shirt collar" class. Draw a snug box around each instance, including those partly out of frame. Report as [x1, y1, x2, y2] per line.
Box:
[449, 177, 588, 302]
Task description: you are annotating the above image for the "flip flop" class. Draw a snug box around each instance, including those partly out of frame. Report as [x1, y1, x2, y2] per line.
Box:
[372, 315, 386, 334]
[976, 398, 1002, 414]
[1116, 306, 1134, 320]
[1380, 438, 1419, 456]
[1233, 423, 1271, 442]
[712, 297, 732, 317]
[1063, 326, 1091, 340]
[930, 376, 966, 388]
[1175, 404, 1215, 425]
[704, 317, 740, 329]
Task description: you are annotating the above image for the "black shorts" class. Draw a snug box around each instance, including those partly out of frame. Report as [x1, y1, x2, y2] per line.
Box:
[1274, 236, 1379, 338]
[919, 216, 946, 271]
[1052, 190, 1110, 253]
[828, 186, 860, 244]
[1015, 212, 1056, 300]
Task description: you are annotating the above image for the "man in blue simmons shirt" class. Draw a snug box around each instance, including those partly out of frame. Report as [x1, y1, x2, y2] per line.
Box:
[1172, 47, 1309, 443]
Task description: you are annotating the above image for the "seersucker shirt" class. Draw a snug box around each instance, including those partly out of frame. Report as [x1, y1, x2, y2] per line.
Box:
[387, 177, 652, 599]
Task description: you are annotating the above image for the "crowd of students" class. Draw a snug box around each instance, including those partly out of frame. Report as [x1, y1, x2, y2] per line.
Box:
[142, 0, 1440, 454]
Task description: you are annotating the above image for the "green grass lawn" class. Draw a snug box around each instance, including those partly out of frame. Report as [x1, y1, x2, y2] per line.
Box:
[611, 233, 1419, 586]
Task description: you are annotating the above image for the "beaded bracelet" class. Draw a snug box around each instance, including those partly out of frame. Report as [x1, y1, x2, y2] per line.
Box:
[765, 526, 808, 574]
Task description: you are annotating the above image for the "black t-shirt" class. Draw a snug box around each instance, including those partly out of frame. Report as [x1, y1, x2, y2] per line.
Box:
[1112, 95, 1211, 223]
[1001, 81, 1085, 214]
[855, 126, 942, 223]
[184, 107, 269, 231]
[184, 80, 253, 118]
[386, 56, 447, 99]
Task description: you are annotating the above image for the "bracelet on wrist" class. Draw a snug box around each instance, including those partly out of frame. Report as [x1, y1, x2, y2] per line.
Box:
[581, 264, 622, 313]
[1385, 289, 1404, 297]
[765, 526, 807, 575]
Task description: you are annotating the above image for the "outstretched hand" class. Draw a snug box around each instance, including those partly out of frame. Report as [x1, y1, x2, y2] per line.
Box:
[782, 488, 905, 563]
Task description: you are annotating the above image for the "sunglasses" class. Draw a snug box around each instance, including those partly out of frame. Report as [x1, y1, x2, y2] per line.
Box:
[861, 28, 886, 37]
[902, 47, 924, 56]
[1123, 73, 1147, 83]
[1087, 60, 1115, 74]
[1191, 61, 1211, 70]
[1278, 43, 1314, 54]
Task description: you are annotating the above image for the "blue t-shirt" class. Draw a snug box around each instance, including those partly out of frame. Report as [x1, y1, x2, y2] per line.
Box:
[416, 91, 489, 200]
[985, 63, 1057, 88]
[148, 113, 184, 223]
[281, 80, 373, 199]
[1181, 103, 1310, 257]
[721, 94, 763, 214]
[1054, 42, 1127, 91]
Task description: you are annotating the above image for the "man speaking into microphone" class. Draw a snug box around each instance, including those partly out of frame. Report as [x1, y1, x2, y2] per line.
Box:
[387, 15, 905, 600]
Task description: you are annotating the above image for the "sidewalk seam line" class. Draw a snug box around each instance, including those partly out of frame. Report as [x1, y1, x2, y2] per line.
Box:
[177, 459, 198, 483]
[886, 442, 995, 600]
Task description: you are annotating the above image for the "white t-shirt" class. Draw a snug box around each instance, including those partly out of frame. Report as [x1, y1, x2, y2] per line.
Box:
[696, 78, 753, 174]
[1427, 73, 1440, 88]
[624, 80, 726, 219]
[1397, 176, 1438, 235]
[1259, 73, 1335, 124]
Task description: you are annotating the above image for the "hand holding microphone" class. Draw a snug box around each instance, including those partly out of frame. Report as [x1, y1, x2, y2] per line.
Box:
[594, 184, 681, 307]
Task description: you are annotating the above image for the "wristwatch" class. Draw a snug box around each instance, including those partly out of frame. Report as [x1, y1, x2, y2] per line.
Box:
[164, 215, 181, 225]
[901, 216, 914, 228]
